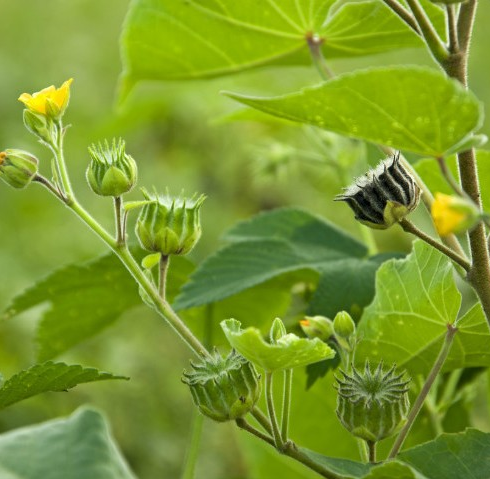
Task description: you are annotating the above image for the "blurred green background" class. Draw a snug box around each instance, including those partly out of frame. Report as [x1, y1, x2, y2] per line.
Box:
[1, 1, 490, 478]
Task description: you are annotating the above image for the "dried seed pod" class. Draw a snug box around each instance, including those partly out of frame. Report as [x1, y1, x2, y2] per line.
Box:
[335, 152, 420, 229]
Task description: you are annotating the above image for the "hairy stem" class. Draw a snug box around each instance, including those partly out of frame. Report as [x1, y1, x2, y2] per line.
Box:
[405, 0, 449, 63]
[399, 219, 470, 271]
[251, 407, 274, 436]
[265, 372, 284, 449]
[367, 440, 377, 464]
[236, 418, 275, 447]
[446, 4, 459, 54]
[159, 254, 170, 300]
[53, 121, 74, 199]
[389, 323, 458, 458]
[281, 369, 293, 442]
[380, 0, 420, 34]
[114, 196, 124, 245]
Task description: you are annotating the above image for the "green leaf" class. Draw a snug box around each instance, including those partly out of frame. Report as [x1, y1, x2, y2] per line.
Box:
[308, 253, 403, 320]
[362, 461, 428, 479]
[356, 241, 490, 375]
[224, 66, 483, 157]
[0, 407, 136, 479]
[221, 318, 335, 371]
[415, 150, 490, 212]
[298, 448, 370, 478]
[174, 207, 372, 310]
[399, 429, 490, 479]
[120, 0, 429, 90]
[3, 251, 193, 360]
[0, 362, 126, 410]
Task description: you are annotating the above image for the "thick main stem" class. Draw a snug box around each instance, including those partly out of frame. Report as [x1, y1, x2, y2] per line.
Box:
[389, 323, 458, 458]
[440, 0, 490, 329]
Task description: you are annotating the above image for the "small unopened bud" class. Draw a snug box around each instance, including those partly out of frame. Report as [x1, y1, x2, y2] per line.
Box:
[335, 361, 410, 442]
[135, 190, 205, 256]
[333, 311, 356, 339]
[23, 110, 55, 144]
[182, 350, 261, 422]
[300, 316, 334, 340]
[87, 139, 137, 197]
[335, 152, 420, 229]
[0, 149, 38, 189]
[270, 317, 287, 343]
[431, 192, 480, 236]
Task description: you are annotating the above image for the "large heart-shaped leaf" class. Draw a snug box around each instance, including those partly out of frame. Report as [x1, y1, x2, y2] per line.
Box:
[225, 66, 483, 157]
[120, 0, 437, 91]
[356, 240, 490, 374]
[0, 407, 136, 479]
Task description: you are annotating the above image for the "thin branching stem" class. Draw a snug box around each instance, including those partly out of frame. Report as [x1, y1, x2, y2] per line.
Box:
[447, 4, 459, 54]
[380, 0, 420, 34]
[113, 196, 124, 245]
[159, 254, 170, 300]
[389, 323, 458, 458]
[399, 219, 470, 271]
[265, 372, 284, 449]
[281, 369, 293, 442]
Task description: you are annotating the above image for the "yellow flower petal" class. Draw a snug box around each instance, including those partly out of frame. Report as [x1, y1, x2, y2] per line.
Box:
[18, 79, 73, 118]
[431, 192, 478, 236]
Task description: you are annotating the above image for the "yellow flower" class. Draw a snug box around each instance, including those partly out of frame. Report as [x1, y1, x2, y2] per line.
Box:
[431, 192, 480, 236]
[18, 78, 73, 119]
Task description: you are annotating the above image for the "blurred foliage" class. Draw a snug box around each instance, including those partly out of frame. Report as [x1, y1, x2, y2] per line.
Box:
[0, 1, 490, 478]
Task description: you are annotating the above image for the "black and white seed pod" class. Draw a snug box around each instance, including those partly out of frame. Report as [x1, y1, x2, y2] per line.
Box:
[335, 152, 420, 229]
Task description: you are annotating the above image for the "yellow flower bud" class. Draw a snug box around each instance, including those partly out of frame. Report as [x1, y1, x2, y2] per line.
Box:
[18, 79, 73, 120]
[431, 193, 480, 236]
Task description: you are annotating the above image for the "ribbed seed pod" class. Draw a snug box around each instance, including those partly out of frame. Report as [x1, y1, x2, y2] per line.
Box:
[0, 149, 38, 189]
[335, 152, 420, 229]
[135, 191, 205, 256]
[182, 350, 261, 422]
[86, 138, 137, 197]
[335, 361, 410, 442]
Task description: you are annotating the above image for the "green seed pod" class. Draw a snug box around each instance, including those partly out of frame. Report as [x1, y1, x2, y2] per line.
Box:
[335, 361, 410, 442]
[0, 149, 39, 189]
[333, 311, 356, 339]
[135, 190, 205, 256]
[182, 349, 261, 422]
[335, 152, 420, 229]
[300, 315, 334, 341]
[86, 139, 137, 197]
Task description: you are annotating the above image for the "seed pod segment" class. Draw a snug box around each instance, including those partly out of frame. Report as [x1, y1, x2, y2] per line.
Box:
[335, 152, 420, 229]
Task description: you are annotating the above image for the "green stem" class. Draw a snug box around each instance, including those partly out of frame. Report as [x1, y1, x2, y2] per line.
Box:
[251, 407, 274, 436]
[439, 369, 463, 412]
[53, 121, 74, 199]
[265, 372, 283, 449]
[33, 174, 65, 201]
[306, 33, 334, 80]
[446, 4, 459, 54]
[399, 218, 470, 271]
[356, 438, 369, 463]
[180, 411, 204, 479]
[281, 369, 293, 442]
[404, 0, 449, 63]
[389, 323, 458, 458]
[38, 180, 210, 359]
[380, 0, 420, 34]
[159, 255, 170, 300]
[114, 196, 124, 245]
[366, 440, 377, 464]
[436, 157, 468, 199]
[236, 418, 275, 447]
